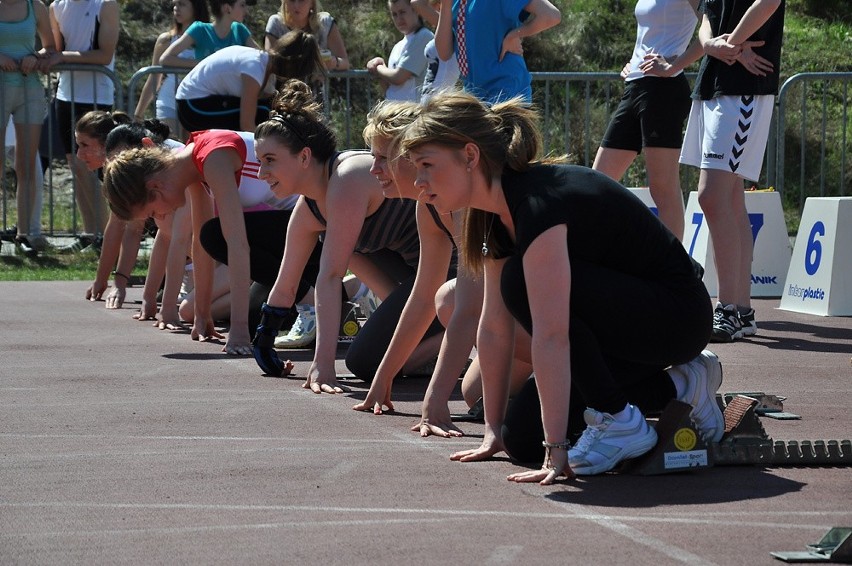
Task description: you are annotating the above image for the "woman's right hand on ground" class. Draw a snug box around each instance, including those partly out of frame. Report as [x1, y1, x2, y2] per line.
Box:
[85, 280, 108, 301]
[104, 286, 126, 309]
[449, 429, 503, 462]
[155, 309, 184, 330]
[133, 299, 157, 321]
[191, 317, 223, 343]
[507, 446, 575, 485]
[352, 377, 394, 414]
[412, 400, 463, 438]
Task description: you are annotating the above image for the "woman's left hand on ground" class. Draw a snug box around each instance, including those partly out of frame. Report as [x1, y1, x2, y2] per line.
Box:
[507, 446, 575, 485]
[412, 400, 463, 438]
[104, 286, 126, 309]
[450, 429, 503, 462]
[86, 280, 107, 302]
[304, 363, 350, 394]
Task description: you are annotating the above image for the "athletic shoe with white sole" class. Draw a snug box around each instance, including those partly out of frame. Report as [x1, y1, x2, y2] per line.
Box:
[670, 350, 725, 442]
[567, 404, 658, 475]
[739, 308, 758, 337]
[274, 304, 316, 349]
[711, 302, 743, 343]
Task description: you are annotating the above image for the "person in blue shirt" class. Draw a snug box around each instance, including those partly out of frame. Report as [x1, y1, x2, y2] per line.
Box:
[432, 0, 560, 103]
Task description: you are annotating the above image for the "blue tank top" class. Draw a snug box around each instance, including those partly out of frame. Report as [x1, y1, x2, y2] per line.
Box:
[0, 0, 40, 87]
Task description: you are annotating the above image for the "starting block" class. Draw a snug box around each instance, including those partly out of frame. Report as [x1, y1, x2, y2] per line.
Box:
[771, 527, 852, 563]
[683, 190, 792, 297]
[779, 197, 852, 316]
[626, 395, 852, 474]
[623, 400, 712, 475]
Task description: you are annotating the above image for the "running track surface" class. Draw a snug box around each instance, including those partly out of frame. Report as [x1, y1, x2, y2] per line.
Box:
[1, 282, 850, 565]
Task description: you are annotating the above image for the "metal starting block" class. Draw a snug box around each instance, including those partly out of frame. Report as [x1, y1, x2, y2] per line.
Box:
[771, 527, 852, 563]
[623, 396, 852, 474]
[724, 391, 787, 414]
[622, 400, 712, 475]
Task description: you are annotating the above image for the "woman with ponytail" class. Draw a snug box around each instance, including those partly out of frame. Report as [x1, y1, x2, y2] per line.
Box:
[251, 79, 441, 394]
[399, 90, 721, 483]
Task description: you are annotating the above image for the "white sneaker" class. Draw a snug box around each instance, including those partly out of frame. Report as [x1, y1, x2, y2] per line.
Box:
[567, 404, 658, 476]
[274, 304, 316, 349]
[670, 350, 725, 442]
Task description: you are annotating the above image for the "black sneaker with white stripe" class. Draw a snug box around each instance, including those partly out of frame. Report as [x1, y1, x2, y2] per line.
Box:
[710, 302, 742, 343]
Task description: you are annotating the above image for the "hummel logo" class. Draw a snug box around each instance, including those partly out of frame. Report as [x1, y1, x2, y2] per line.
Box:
[704, 151, 724, 160]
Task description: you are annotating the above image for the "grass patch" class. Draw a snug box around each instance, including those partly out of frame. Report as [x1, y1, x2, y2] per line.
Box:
[0, 250, 149, 282]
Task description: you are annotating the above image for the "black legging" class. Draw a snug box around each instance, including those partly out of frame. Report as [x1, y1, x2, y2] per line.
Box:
[345, 249, 448, 382]
[500, 256, 712, 462]
[199, 209, 322, 334]
[177, 96, 272, 133]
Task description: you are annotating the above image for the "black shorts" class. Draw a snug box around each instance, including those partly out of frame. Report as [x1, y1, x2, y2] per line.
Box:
[600, 75, 692, 153]
[55, 99, 106, 156]
[177, 96, 271, 133]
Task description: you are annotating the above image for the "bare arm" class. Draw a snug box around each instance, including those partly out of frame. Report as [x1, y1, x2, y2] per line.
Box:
[134, 32, 171, 120]
[450, 255, 514, 463]
[239, 74, 262, 133]
[326, 24, 350, 71]
[508, 225, 573, 485]
[411, 0, 440, 27]
[728, 0, 782, 45]
[54, 0, 119, 65]
[434, 0, 454, 62]
[307, 169, 376, 393]
[159, 33, 197, 69]
[202, 149, 253, 355]
[355, 202, 455, 413]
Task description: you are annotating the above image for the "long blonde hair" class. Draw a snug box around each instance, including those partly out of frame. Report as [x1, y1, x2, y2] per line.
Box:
[399, 90, 542, 274]
[102, 146, 174, 221]
[280, 0, 323, 35]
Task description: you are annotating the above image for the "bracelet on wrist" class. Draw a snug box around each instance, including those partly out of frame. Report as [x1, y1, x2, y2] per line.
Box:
[542, 439, 571, 449]
[112, 271, 130, 283]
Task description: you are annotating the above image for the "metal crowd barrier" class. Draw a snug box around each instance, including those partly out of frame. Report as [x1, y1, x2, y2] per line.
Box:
[3, 66, 851, 238]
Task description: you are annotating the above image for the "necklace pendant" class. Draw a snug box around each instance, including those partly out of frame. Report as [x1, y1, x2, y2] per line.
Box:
[481, 243, 489, 257]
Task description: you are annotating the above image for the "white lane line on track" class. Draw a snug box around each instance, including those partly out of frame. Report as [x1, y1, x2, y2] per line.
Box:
[0, 517, 467, 538]
[0, 501, 838, 531]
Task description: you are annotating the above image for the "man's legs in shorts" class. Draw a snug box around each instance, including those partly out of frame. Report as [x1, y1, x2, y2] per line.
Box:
[697, 168, 752, 308]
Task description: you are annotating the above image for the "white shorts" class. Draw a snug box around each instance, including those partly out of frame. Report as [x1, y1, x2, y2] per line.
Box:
[680, 94, 774, 182]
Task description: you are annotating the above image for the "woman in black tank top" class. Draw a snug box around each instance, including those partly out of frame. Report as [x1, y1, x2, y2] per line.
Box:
[251, 80, 440, 393]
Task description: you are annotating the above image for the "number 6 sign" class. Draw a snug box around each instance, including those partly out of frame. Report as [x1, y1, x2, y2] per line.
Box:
[780, 197, 852, 316]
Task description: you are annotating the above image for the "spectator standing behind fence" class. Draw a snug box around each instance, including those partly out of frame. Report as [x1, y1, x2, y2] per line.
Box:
[48, 0, 119, 244]
[399, 91, 724, 483]
[132, 0, 211, 136]
[175, 31, 324, 133]
[264, 0, 349, 72]
[679, 0, 785, 343]
[1, 0, 55, 253]
[411, 0, 459, 103]
[592, 0, 703, 242]
[434, 0, 560, 104]
[158, 0, 259, 71]
[366, 0, 433, 102]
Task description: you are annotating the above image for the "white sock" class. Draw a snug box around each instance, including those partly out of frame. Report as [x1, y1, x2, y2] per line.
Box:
[669, 368, 687, 399]
[611, 404, 633, 422]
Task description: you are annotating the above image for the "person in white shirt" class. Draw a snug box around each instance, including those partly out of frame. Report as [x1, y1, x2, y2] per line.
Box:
[366, 0, 433, 102]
